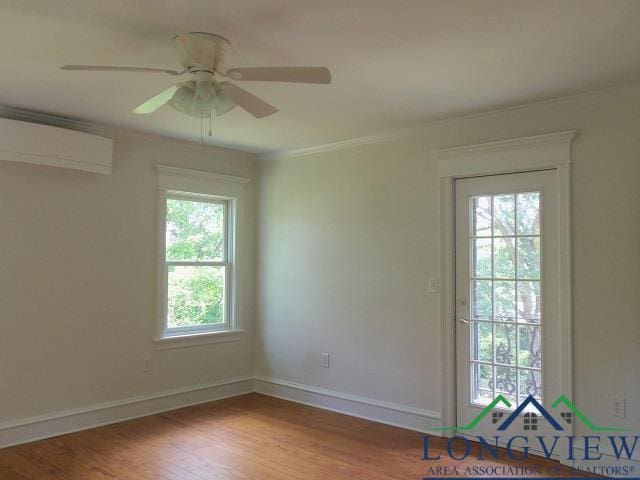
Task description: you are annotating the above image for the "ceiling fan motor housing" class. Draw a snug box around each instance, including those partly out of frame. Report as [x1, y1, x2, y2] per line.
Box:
[173, 32, 231, 74]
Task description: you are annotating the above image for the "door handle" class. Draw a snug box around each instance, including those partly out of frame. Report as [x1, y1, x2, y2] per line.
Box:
[457, 299, 470, 324]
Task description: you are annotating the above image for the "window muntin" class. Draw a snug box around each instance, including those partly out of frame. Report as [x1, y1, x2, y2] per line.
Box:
[163, 194, 231, 335]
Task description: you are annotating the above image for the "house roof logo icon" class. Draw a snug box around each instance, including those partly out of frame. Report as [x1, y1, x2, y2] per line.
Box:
[434, 394, 627, 432]
[497, 395, 563, 431]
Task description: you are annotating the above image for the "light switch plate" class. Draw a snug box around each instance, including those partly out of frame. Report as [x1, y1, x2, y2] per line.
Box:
[321, 353, 330, 368]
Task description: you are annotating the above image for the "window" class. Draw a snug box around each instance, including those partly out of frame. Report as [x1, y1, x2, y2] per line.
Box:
[165, 195, 229, 333]
[156, 166, 248, 346]
[523, 412, 538, 430]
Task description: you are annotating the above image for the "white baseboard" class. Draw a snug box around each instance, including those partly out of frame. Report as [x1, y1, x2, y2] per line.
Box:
[0, 376, 254, 449]
[5, 374, 635, 469]
[254, 375, 442, 435]
[0, 375, 445, 450]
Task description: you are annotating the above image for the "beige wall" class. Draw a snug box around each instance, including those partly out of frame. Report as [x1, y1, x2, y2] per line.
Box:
[256, 87, 640, 434]
[0, 134, 258, 422]
[1, 87, 638, 436]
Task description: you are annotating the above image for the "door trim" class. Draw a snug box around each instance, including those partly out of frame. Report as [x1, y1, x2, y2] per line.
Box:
[435, 131, 575, 439]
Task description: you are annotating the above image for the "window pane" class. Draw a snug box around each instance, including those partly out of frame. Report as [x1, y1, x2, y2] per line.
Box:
[472, 280, 492, 319]
[495, 366, 517, 404]
[517, 193, 540, 235]
[167, 265, 225, 328]
[518, 281, 541, 323]
[493, 195, 515, 236]
[518, 369, 542, 402]
[472, 363, 494, 405]
[472, 321, 493, 362]
[495, 323, 516, 366]
[517, 237, 540, 279]
[166, 198, 225, 261]
[518, 325, 542, 368]
[494, 237, 515, 278]
[494, 280, 515, 321]
[472, 196, 492, 237]
[472, 238, 492, 277]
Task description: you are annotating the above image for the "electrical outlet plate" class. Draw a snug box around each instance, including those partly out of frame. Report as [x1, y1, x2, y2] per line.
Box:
[611, 396, 626, 418]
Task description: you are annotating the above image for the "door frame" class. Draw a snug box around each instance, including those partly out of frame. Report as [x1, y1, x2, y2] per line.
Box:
[435, 131, 575, 439]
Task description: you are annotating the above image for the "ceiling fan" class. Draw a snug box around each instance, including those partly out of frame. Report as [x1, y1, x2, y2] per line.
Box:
[61, 32, 331, 123]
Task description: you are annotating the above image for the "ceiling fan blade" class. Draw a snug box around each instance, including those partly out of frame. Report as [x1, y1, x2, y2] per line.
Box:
[61, 65, 183, 76]
[132, 85, 178, 114]
[219, 82, 277, 118]
[225, 67, 331, 84]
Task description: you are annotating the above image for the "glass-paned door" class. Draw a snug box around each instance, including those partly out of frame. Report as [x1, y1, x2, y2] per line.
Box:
[455, 170, 562, 439]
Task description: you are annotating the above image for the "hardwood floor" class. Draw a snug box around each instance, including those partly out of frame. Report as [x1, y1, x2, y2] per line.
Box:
[0, 393, 572, 479]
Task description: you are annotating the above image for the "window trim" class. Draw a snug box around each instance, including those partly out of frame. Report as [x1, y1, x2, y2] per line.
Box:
[155, 166, 249, 348]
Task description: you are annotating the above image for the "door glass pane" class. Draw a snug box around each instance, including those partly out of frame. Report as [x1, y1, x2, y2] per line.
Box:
[472, 280, 493, 319]
[472, 238, 492, 277]
[494, 280, 516, 321]
[518, 281, 541, 323]
[518, 369, 542, 402]
[495, 323, 516, 366]
[518, 325, 542, 368]
[472, 321, 493, 362]
[517, 237, 540, 279]
[493, 195, 515, 236]
[517, 193, 540, 235]
[469, 192, 543, 409]
[495, 366, 517, 404]
[472, 363, 494, 405]
[473, 196, 492, 237]
[494, 237, 515, 278]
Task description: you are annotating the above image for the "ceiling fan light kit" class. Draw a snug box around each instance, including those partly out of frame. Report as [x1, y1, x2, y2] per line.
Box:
[61, 31, 332, 139]
[166, 74, 236, 119]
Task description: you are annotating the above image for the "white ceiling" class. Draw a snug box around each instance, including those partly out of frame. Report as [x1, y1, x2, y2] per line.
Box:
[2, 0, 640, 156]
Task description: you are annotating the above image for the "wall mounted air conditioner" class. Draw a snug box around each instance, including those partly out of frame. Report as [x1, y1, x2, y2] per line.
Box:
[0, 118, 113, 174]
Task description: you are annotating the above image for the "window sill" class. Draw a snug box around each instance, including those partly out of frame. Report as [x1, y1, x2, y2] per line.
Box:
[154, 329, 244, 350]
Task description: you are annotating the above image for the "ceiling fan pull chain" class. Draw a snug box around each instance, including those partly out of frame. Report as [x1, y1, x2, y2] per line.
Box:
[209, 113, 212, 137]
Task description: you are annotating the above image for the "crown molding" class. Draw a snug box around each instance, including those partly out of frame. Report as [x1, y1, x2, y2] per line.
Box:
[261, 81, 640, 161]
[0, 105, 257, 161]
[259, 128, 414, 161]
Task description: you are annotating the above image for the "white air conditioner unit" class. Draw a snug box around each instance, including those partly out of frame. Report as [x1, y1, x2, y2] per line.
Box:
[0, 118, 113, 174]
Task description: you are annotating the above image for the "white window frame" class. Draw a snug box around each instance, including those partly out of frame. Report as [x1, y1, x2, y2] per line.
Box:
[163, 193, 231, 335]
[155, 166, 249, 349]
